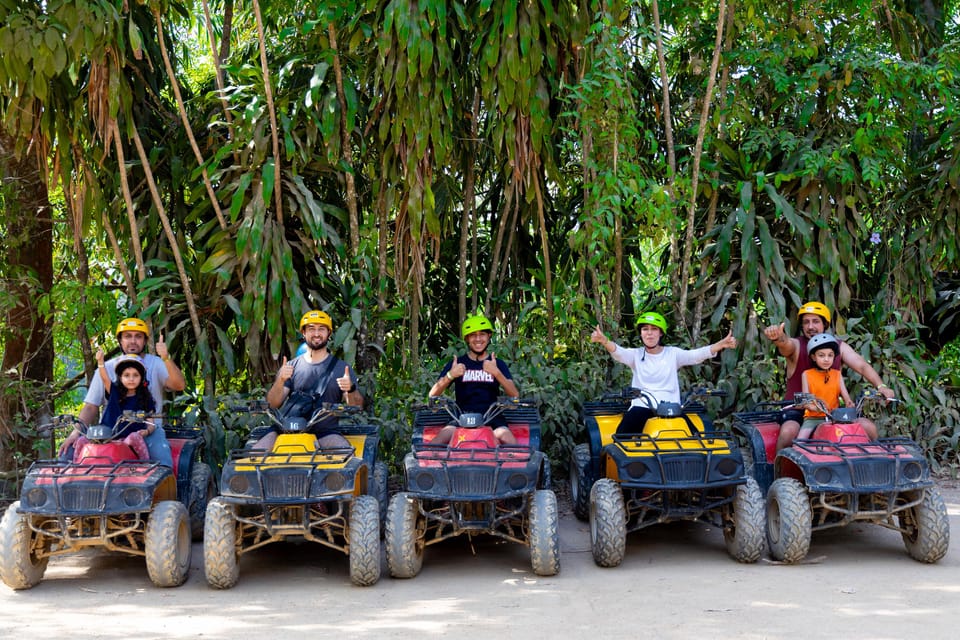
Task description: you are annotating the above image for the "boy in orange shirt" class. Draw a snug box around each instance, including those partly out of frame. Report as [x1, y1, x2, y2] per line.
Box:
[800, 333, 878, 440]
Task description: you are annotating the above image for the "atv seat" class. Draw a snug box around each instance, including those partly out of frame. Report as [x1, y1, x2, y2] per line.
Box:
[421, 423, 531, 447]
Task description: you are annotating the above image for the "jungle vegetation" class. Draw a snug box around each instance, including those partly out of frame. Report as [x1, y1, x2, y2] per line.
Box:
[2, 0, 959, 494]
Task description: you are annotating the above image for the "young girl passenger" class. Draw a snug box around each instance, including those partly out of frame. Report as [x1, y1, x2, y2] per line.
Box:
[73, 353, 156, 461]
[800, 333, 878, 440]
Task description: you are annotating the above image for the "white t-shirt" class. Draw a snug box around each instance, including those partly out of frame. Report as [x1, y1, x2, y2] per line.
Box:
[610, 344, 714, 405]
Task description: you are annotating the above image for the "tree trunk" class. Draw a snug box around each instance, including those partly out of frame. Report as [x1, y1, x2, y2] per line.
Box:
[0, 128, 55, 475]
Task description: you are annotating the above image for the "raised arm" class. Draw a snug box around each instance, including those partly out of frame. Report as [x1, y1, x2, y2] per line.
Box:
[96, 348, 111, 394]
[839, 342, 894, 400]
[591, 325, 616, 354]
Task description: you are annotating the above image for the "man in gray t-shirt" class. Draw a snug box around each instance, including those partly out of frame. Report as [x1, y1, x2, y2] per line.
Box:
[255, 310, 363, 451]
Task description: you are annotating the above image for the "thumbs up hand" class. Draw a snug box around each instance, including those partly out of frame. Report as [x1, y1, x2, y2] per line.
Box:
[155, 332, 169, 360]
[764, 322, 787, 343]
[482, 353, 500, 377]
[448, 356, 466, 380]
[338, 365, 355, 393]
[277, 356, 294, 382]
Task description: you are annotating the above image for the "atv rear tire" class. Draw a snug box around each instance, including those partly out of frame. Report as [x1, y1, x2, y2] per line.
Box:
[349, 494, 381, 586]
[189, 462, 217, 541]
[569, 443, 593, 522]
[203, 497, 239, 589]
[370, 461, 389, 525]
[0, 502, 48, 590]
[145, 500, 192, 587]
[766, 477, 811, 563]
[385, 492, 425, 578]
[529, 489, 561, 576]
[900, 487, 950, 563]
[590, 479, 626, 568]
[723, 476, 765, 563]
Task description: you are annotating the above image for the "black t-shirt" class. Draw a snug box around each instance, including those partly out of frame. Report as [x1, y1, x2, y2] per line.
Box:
[439, 354, 513, 424]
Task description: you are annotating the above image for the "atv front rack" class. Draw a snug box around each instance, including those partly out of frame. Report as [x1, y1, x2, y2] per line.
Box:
[611, 429, 736, 453]
[231, 445, 354, 466]
[780, 436, 931, 493]
[20, 459, 170, 515]
[413, 443, 532, 463]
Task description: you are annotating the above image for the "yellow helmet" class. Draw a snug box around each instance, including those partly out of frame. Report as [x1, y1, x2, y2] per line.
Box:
[797, 301, 831, 327]
[299, 310, 333, 332]
[116, 317, 150, 339]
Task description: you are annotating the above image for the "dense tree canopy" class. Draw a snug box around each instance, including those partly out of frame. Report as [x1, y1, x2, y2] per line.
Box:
[2, 0, 959, 484]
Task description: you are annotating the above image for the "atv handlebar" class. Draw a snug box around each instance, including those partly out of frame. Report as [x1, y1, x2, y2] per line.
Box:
[39, 414, 86, 436]
[602, 386, 726, 411]
[247, 401, 361, 432]
[417, 395, 536, 427]
[786, 388, 896, 422]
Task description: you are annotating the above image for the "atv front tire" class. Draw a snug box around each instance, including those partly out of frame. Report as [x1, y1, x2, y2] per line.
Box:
[529, 489, 560, 576]
[349, 494, 381, 586]
[723, 476, 766, 563]
[900, 487, 950, 563]
[385, 492, 425, 578]
[145, 500, 192, 587]
[203, 497, 239, 589]
[0, 502, 48, 590]
[590, 479, 626, 568]
[766, 478, 812, 563]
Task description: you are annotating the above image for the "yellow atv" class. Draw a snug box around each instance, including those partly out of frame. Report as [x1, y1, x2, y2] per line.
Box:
[569, 387, 765, 567]
[202, 402, 381, 588]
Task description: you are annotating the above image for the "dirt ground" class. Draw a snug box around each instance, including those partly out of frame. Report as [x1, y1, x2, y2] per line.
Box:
[2, 481, 959, 640]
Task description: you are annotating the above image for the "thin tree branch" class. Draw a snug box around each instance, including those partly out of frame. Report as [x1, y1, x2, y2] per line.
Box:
[679, 0, 728, 324]
[153, 9, 228, 231]
[128, 119, 204, 345]
[251, 0, 283, 224]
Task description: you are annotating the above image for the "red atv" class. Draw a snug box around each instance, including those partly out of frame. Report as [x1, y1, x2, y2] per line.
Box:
[385, 397, 559, 578]
[0, 414, 198, 590]
[733, 389, 950, 563]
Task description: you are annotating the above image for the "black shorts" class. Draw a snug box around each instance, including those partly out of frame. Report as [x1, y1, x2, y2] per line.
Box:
[780, 408, 803, 425]
[616, 407, 655, 435]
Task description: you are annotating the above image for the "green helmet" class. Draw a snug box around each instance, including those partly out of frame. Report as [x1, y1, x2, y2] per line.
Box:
[461, 314, 493, 339]
[636, 311, 668, 334]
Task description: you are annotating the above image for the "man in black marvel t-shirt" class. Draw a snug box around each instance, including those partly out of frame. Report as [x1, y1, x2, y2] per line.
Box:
[428, 313, 519, 445]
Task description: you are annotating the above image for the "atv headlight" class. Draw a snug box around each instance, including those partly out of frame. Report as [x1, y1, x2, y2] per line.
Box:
[902, 462, 923, 482]
[416, 472, 435, 491]
[325, 472, 346, 492]
[122, 487, 146, 508]
[508, 473, 527, 490]
[626, 461, 648, 479]
[228, 474, 251, 495]
[813, 466, 833, 485]
[716, 458, 739, 477]
[25, 488, 48, 508]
